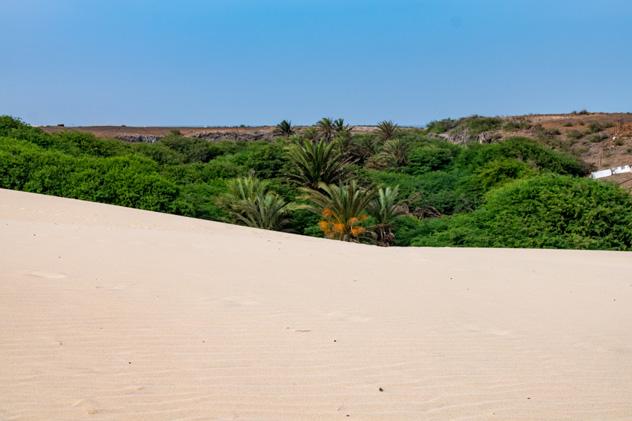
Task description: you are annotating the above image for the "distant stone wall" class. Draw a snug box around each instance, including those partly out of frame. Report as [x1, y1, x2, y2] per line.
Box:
[189, 131, 274, 141]
[115, 135, 161, 143]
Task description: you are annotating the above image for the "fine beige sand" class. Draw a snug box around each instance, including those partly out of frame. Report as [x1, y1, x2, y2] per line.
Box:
[1, 188, 631, 420]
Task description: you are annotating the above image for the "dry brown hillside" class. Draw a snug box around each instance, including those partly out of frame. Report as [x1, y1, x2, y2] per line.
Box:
[427, 112, 632, 189]
[483, 113, 632, 169]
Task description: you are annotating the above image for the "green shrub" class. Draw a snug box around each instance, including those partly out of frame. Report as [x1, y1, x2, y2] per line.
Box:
[566, 130, 584, 140]
[455, 138, 588, 176]
[403, 142, 459, 175]
[0, 137, 178, 212]
[532, 125, 561, 138]
[177, 181, 229, 220]
[132, 142, 185, 164]
[503, 119, 531, 131]
[391, 215, 449, 246]
[462, 116, 503, 135]
[473, 159, 535, 190]
[48, 131, 130, 157]
[425, 118, 458, 134]
[588, 133, 608, 143]
[161, 158, 246, 185]
[587, 121, 613, 133]
[158, 135, 238, 163]
[227, 141, 287, 179]
[0, 115, 28, 133]
[346, 134, 380, 163]
[365, 169, 482, 215]
[411, 175, 632, 250]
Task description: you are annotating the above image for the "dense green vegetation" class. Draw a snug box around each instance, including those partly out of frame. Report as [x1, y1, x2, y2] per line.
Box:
[425, 115, 504, 138]
[1, 115, 631, 250]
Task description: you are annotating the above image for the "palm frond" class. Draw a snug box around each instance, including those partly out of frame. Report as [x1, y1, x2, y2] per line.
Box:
[223, 176, 289, 231]
[275, 120, 294, 137]
[316, 117, 335, 141]
[368, 185, 407, 246]
[286, 139, 349, 188]
[302, 181, 376, 242]
[376, 120, 399, 141]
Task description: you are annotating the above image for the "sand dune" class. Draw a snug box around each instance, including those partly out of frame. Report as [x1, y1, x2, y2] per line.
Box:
[1, 188, 631, 420]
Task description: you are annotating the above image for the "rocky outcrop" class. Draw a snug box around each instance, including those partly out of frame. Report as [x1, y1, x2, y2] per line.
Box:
[114, 131, 276, 143]
[115, 135, 161, 143]
[189, 131, 274, 141]
[437, 129, 501, 144]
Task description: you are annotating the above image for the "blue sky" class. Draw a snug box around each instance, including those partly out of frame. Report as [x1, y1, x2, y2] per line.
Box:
[1, 0, 631, 126]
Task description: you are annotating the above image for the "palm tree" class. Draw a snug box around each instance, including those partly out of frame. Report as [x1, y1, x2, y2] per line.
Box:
[382, 139, 409, 166]
[226, 175, 267, 203]
[303, 181, 376, 242]
[301, 126, 319, 141]
[368, 138, 410, 168]
[316, 117, 336, 142]
[275, 120, 294, 137]
[368, 186, 406, 246]
[234, 191, 290, 230]
[286, 139, 348, 188]
[333, 118, 352, 136]
[347, 134, 380, 163]
[224, 176, 289, 231]
[331, 118, 352, 155]
[376, 120, 399, 141]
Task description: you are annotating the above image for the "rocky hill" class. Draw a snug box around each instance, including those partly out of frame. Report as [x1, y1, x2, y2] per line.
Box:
[426, 112, 632, 189]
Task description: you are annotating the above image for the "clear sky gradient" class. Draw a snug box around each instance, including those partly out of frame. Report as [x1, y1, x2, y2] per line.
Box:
[2, 0, 631, 126]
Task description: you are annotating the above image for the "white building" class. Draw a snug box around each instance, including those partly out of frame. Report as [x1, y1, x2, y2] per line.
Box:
[591, 165, 632, 179]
